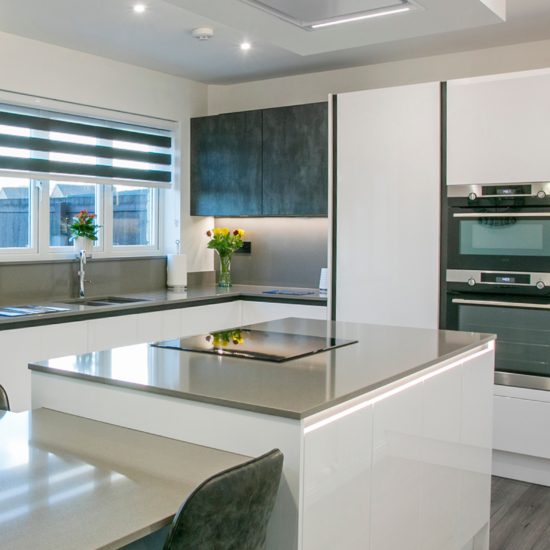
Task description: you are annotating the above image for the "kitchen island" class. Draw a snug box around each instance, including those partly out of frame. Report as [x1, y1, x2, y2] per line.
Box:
[30, 318, 495, 550]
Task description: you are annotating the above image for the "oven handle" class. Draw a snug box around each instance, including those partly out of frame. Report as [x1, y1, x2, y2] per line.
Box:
[453, 213, 550, 218]
[452, 298, 550, 310]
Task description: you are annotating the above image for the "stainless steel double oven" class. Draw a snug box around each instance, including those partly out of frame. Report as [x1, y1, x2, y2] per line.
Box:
[445, 183, 550, 391]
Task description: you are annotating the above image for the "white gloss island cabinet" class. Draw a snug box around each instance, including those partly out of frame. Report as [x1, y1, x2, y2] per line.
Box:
[30, 320, 495, 550]
[335, 82, 441, 329]
[447, 69, 550, 185]
[0, 300, 326, 411]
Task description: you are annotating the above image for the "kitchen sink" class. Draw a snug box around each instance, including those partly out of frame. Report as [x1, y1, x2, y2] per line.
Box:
[59, 297, 151, 307]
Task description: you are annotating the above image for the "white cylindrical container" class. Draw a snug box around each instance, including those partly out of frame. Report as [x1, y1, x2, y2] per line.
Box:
[73, 236, 93, 258]
[167, 254, 187, 290]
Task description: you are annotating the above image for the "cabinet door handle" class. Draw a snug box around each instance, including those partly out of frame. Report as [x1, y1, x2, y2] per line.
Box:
[453, 213, 550, 218]
[452, 298, 550, 310]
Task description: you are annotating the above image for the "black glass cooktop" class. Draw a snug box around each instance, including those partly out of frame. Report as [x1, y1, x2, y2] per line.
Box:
[152, 329, 358, 363]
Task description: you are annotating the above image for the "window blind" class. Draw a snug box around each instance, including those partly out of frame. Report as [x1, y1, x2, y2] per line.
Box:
[0, 104, 173, 189]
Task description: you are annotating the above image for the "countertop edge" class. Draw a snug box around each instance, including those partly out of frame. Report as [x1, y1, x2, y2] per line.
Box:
[0, 289, 327, 332]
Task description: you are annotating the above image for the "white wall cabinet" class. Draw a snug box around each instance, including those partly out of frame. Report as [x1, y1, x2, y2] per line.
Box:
[448, 69, 550, 185]
[242, 302, 327, 326]
[336, 82, 441, 329]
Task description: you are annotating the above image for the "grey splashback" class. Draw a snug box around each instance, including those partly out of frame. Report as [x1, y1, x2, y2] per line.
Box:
[0, 257, 169, 306]
[214, 217, 328, 288]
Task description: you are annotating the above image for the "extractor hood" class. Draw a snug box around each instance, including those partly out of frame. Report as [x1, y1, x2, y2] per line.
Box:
[241, 0, 423, 30]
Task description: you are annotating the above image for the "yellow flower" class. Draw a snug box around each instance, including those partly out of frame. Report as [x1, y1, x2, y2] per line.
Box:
[222, 228, 230, 236]
[213, 228, 222, 236]
[238, 229, 245, 237]
[213, 338, 221, 346]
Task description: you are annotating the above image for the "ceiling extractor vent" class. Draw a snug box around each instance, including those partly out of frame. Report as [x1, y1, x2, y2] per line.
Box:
[241, 0, 423, 30]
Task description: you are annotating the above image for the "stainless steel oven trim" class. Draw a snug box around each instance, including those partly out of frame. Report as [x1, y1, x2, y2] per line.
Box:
[447, 269, 550, 287]
[452, 298, 550, 310]
[454, 213, 550, 218]
[448, 183, 550, 199]
[495, 371, 550, 391]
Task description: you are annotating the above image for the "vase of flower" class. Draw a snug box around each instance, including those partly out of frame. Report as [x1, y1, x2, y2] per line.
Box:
[69, 210, 101, 258]
[217, 251, 233, 288]
[206, 228, 245, 288]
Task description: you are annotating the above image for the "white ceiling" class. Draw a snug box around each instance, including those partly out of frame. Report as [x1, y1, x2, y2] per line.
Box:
[0, 0, 548, 85]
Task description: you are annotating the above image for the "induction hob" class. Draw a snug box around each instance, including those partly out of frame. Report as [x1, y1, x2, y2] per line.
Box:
[152, 329, 358, 363]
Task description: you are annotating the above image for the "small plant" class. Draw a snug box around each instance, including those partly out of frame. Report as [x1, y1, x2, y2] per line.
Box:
[205, 228, 245, 255]
[206, 228, 246, 288]
[69, 210, 101, 242]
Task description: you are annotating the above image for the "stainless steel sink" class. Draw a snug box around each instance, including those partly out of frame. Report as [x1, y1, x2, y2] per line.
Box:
[60, 297, 151, 307]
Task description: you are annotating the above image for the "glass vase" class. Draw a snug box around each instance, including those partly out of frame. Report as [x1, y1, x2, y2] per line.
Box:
[217, 251, 233, 288]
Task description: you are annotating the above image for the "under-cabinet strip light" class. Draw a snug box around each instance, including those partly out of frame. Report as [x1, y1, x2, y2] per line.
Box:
[311, 7, 410, 29]
[304, 343, 494, 434]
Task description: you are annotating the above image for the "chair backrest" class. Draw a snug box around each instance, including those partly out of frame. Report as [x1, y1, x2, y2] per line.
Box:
[0, 384, 9, 411]
[163, 448, 284, 550]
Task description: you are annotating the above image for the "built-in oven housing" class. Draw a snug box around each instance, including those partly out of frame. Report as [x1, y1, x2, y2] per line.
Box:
[444, 184, 550, 391]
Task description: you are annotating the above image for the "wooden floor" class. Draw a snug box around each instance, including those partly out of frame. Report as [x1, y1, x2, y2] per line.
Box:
[491, 476, 550, 550]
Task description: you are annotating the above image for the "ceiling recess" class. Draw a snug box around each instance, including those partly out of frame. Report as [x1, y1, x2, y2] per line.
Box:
[241, 0, 423, 30]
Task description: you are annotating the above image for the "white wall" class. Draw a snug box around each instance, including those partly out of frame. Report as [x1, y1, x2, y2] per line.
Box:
[208, 38, 550, 113]
[0, 30, 213, 272]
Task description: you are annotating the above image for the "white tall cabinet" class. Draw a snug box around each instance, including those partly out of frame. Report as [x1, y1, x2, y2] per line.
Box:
[335, 82, 441, 329]
[448, 69, 550, 185]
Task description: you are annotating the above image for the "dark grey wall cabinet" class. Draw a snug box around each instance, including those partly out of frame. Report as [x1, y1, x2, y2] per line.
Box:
[262, 103, 328, 216]
[190, 102, 328, 217]
[191, 111, 263, 216]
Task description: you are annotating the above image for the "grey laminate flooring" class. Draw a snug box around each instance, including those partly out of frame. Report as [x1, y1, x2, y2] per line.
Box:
[491, 476, 550, 550]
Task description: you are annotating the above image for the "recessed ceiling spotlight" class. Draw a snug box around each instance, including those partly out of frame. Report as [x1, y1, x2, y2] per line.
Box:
[240, 42, 252, 50]
[192, 27, 215, 41]
[133, 4, 146, 13]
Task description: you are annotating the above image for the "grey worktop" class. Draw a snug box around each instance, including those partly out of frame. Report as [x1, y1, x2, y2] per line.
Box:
[0, 408, 250, 550]
[29, 318, 495, 420]
[0, 284, 327, 331]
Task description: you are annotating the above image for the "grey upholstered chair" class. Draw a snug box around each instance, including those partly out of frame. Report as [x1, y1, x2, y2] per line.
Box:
[0, 384, 9, 411]
[162, 448, 284, 550]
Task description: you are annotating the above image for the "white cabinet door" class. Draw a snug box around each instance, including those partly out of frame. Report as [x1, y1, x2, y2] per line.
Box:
[336, 82, 440, 330]
[303, 405, 373, 550]
[0, 326, 42, 412]
[448, 70, 550, 184]
[137, 310, 182, 343]
[88, 315, 138, 352]
[41, 321, 88, 359]
[242, 302, 327, 326]
[180, 301, 242, 337]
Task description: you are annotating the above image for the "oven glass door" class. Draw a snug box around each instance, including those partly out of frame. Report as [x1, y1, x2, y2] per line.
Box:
[457, 302, 550, 378]
[448, 208, 550, 272]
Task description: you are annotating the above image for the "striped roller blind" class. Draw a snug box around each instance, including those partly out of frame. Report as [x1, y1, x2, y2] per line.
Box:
[0, 103, 173, 188]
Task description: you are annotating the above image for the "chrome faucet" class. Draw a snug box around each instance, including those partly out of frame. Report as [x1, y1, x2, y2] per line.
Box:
[78, 250, 91, 298]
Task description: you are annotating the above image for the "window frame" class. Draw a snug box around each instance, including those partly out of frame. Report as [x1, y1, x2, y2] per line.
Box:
[0, 91, 175, 262]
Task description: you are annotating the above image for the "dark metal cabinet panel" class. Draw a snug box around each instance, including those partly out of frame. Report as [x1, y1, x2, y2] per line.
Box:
[191, 111, 262, 216]
[262, 102, 328, 217]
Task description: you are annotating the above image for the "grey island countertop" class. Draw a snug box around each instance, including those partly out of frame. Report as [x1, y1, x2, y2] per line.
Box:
[0, 284, 327, 331]
[1, 408, 249, 550]
[29, 318, 495, 420]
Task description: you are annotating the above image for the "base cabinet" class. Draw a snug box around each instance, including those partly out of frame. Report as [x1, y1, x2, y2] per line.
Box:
[302, 351, 493, 550]
[1, 299, 326, 412]
[242, 302, 327, 326]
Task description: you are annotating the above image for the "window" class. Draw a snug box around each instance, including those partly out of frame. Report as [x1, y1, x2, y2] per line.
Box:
[0, 178, 31, 250]
[0, 99, 173, 259]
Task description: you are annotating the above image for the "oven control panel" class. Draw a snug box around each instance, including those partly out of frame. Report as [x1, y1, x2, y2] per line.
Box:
[447, 270, 550, 289]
